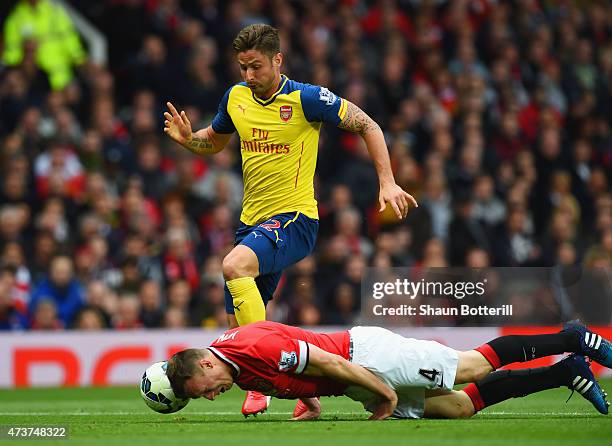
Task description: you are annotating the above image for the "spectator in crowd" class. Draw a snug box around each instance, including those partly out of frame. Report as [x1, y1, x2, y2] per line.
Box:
[29, 255, 84, 327]
[0, 205, 28, 246]
[3, 0, 87, 90]
[448, 191, 489, 266]
[167, 278, 191, 308]
[162, 228, 200, 293]
[30, 299, 63, 330]
[139, 279, 164, 328]
[28, 230, 58, 284]
[1, 241, 31, 313]
[116, 256, 143, 295]
[472, 174, 506, 229]
[492, 204, 541, 266]
[163, 306, 188, 329]
[73, 306, 107, 330]
[113, 293, 142, 329]
[0, 265, 28, 330]
[421, 174, 452, 242]
[84, 280, 117, 327]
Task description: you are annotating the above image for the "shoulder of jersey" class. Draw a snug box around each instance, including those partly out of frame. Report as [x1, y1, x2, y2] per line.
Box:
[283, 78, 321, 95]
[230, 81, 249, 92]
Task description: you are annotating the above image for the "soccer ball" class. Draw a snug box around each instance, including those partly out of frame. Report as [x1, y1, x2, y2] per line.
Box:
[140, 361, 190, 414]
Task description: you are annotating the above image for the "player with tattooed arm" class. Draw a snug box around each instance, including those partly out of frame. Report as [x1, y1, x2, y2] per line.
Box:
[163, 23, 417, 417]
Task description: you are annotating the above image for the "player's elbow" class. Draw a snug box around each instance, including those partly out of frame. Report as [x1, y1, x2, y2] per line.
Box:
[360, 120, 382, 138]
[206, 127, 229, 152]
[370, 120, 382, 134]
[329, 355, 347, 369]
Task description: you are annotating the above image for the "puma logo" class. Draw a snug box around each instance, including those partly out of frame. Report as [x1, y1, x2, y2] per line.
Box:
[236, 104, 248, 115]
[233, 300, 245, 311]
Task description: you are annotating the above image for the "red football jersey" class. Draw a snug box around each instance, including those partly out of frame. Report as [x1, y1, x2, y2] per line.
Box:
[208, 321, 350, 399]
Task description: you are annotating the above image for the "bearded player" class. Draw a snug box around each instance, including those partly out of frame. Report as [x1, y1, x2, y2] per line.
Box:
[163, 23, 418, 416]
[165, 320, 610, 420]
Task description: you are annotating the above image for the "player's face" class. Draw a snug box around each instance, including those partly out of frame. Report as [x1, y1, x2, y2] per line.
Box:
[237, 49, 282, 98]
[183, 359, 234, 401]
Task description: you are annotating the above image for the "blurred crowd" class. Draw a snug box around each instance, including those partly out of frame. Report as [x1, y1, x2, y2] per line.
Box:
[0, 0, 611, 330]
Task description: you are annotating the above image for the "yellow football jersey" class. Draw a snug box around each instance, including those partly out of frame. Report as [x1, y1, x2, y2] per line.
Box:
[212, 75, 348, 226]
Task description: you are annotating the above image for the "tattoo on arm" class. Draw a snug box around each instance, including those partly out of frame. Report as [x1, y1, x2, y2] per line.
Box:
[337, 101, 381, 136]
[185, 136, 216, 155]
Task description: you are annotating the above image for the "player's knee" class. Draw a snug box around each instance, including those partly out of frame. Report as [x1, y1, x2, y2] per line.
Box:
[456, 350, 494, 384]
[441, 397, 476, 419]
[471, 355, 494, 382]
[223, 247, 259, 280]
[223, 255, 252, 280]
[454, 401, 476, 419]
[222, 256, 238, 280]
[425, 390, 476, 419]
[463, 364, 491, 383]
[452, 391, 477, 419]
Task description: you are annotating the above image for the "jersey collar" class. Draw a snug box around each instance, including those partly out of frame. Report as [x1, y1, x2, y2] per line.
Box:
[252, 75, 288, 106]
[207, 347, 241, 378]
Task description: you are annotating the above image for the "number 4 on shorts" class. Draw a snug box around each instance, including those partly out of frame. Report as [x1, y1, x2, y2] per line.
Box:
[419, 368, 440, 382]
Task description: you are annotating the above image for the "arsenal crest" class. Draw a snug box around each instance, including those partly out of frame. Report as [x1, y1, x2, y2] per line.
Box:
[279, 105, 292, 122]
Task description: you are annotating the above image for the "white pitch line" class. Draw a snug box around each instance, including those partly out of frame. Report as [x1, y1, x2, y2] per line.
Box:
[0, 411, 352, 416]
[482, 412, 593, 416]
[0, 411, 593, 417]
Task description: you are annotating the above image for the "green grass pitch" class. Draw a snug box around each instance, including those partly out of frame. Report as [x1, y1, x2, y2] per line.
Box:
[1, 381, 611, 446]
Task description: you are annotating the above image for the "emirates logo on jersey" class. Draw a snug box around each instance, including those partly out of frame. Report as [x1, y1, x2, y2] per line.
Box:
[279, 105, 292, 122]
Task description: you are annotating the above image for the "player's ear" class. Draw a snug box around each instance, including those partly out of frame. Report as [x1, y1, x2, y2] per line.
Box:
[204, 359, 215, 369]
[273, 52, 283, 68]
[198, 358, 213, 370]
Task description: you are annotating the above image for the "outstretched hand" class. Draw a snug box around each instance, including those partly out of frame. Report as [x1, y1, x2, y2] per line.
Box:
[368, 395, 398, 420]
[163, 101, 193, 145]
[379, 182, 418, 220]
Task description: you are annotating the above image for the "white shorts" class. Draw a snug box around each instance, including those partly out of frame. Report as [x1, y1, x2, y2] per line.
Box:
[344, 326, 459, 419]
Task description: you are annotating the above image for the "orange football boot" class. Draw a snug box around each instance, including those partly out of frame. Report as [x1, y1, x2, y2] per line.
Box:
[241, 391, 271, 417]
[292, 397, 320, 418]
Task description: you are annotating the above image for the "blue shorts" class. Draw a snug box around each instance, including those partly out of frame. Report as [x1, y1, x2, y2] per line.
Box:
[224, 212, 319, 314]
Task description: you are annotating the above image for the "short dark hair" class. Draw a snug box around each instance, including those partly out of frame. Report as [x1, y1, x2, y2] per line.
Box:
[232, 24, 280, 57]
[166, 349, 207, 399]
